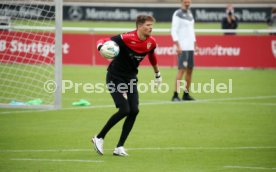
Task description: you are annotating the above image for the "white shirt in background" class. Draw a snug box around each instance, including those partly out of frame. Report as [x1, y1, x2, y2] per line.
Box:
[171, 8, 196, 51]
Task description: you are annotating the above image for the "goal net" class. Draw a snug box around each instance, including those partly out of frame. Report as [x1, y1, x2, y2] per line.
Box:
[0, 0, 62, 109]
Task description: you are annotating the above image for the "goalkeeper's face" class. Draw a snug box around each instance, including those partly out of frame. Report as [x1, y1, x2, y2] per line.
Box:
[138, 21, 154, 38]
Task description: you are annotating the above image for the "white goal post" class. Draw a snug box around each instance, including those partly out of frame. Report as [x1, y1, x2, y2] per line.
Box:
[0, 0, 63, 109]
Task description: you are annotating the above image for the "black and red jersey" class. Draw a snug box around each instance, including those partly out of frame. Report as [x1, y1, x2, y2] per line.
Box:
[97, 30, 157, 79]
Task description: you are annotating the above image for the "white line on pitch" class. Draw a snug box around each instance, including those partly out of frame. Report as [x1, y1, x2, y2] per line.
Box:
[224, 166, 276, 170]
[203, 102, 276, 106]
[1, 95, 276, 115]
[127, 146, 276, 151]
[10, 158, 103, 163]
[1, 146, 276, 153]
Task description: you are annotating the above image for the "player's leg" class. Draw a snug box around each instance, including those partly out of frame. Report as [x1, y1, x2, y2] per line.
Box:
[96, 93, 130, 139]
[92, 73, 130, 155]
[185, 68, 193, 92]
[114, 85, 139, 156]
[93, 94, 129, 155]
[172, 52, 185, 101]
[175, 69, 185, 92]
[116, 91, 139, 147]
[183, 51, 195, 101]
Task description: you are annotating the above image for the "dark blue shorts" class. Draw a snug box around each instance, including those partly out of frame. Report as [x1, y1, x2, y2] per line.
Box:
[178, 51, 194, 69]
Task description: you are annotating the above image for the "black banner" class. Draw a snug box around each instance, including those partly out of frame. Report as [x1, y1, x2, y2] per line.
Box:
[0, 3, 271, 23]
[63, 5, 271, 23]
[63, 6, 174, 22]
[193, 7, 270, 22]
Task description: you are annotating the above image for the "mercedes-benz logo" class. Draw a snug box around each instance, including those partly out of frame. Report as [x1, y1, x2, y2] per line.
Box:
[68, 6, 83, 21]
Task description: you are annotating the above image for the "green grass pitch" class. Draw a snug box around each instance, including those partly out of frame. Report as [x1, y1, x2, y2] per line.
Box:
[0, 66, 276, 171]
[0, 21, 275, 171]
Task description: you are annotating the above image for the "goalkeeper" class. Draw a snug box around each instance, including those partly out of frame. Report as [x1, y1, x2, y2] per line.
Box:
[92, 15, 162, 156]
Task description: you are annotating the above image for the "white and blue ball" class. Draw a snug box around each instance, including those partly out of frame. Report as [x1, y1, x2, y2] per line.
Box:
[100, 40, 120, 59]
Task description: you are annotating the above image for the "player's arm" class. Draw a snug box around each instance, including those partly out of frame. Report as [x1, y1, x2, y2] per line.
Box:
[174, 41, 182, 55]
[194, 32, 199, 54]
[194, 41, 199, 54]
[221, 18, 228, 29]
[96, 37, 111, 51]
[97, 34, 122, 50]
[148, 51, 162, 86]
[96, 38, 115, 59]
[171, 11, 182, 55]
[232, 16, 238, 29]
[96, 36, 120, 59]
[148, 50, 158, 71]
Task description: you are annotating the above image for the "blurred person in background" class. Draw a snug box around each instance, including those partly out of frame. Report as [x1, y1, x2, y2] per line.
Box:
[221, 4, 238, 35]
[171, 0, 198, 101]
[267, 7, 276, 35]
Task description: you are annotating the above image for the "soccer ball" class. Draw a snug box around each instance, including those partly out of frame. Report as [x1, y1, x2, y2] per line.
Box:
[100, 40, 120, 59]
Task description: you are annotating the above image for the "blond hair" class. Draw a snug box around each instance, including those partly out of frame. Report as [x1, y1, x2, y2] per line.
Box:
[136, 15, 156, 28]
